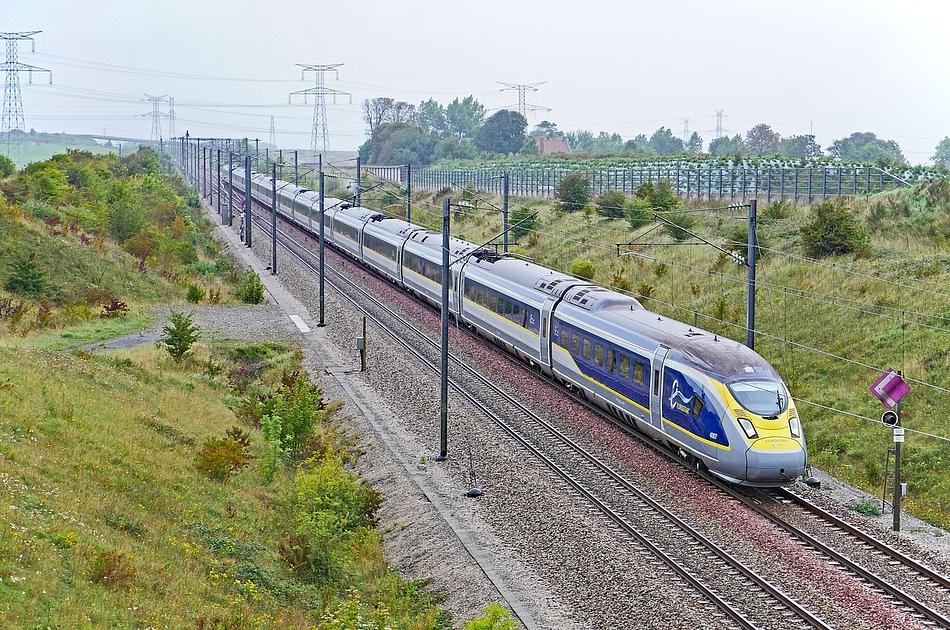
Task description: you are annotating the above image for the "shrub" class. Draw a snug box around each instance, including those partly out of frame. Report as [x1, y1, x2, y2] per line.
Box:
[4, 252, 47, 297]
[509, 205, 538, 242]
[800, 199, 870, 257]
[259, 414, 289, 482]
[663, 210, 697, 241]
[594, 190, 627, 219]
[625, 197, 653, 229]
[556, 172, 591, 212]
[195, 435, 251, 481]
[636, 179, 680, 211]
[33, 299, 54, 329]
[100, 298, 129, 319]
[24, 199, 56, 220]
[637, 283, 655, 300]
[251, 371, 325, 458]
[761, 199, 793, 223]
[207, 288, 221, 305]
[0, 154, 14, 178]
[186, 284, 206, 304]
[159, 310, 201, 363]
[464, 603, 518, 630]
[570, 258, 596, 281]
[234, 268, 265, 304]
[89, 552, 136, 588]
[848, 499, 882, 517]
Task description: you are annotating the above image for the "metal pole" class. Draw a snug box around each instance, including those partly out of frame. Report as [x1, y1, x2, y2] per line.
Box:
[502, 172, 510, 252]
[746, 199, 757, 350]
[355, 155, 361, 206]
[360, 316, 367, 371]
[294, 150, 298, 185]
[437, 196, 450, 461]
[216, 149, 221, 214]
[227, 152, 233, 225]
[893, 376, 903, 532]
[244, 154, 252, 247]
[406, 163, 412, 222]
[318, 170, 326, 328]
[271, 161, 277, 274]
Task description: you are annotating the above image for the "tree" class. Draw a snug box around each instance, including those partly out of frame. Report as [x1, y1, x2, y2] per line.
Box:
[931, 137, 950, 166]
[390, 101, 415, 124]
[648, 127, 685, 156]
[475, 110, 527, 154]
[556, 172, 591, 212]
[4, 251, 47, 297]
[565, 130, 594, 153]
[416, 99, 448, 137]
[595, 190, 627, 219]
[359, 123, 436, 165]
[800, 199, 869, 257]
[591, 131, 624, 154]
[623, 135, 655, 157]
[0, 154, 14, 177]
[828, 132, 906, 167]
[531, 120, 560, 139]
[433, 136, 478, 160]
[571, 259, 596, 281]
[362, 97, 394, 135]
[445, 96, 484, 139]
[744, 124, 781, 155]
[779, 135, 823, 159]
[686, 132, 703, 155]
[709, 134, 744, 156]
[159, 310, 201, 363]
[510, 205, 538, 241]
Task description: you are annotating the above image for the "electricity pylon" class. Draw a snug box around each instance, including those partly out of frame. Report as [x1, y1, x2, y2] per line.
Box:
[2, 31, 52, 153]
[497, 81, 550, 119]
[144, 94, 167, 142]
[289, 63, 350, 154]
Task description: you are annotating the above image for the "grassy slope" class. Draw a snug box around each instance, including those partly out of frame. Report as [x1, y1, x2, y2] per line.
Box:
[377, 184, 950, 527]
[3, 134, 115, 168]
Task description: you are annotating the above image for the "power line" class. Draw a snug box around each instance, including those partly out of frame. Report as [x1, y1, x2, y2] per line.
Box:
[166, 96, 175, 138]
[268, 115, 276, 147]
[2, 31, 52, 153]
[290, 63, 351, 154]
[497, 81, 549, 119]
[143, 94, 166, 142]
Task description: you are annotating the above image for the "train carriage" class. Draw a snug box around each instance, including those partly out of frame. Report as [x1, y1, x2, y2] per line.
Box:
[330, 206, 369, 259]
[401, 230, 473, 311]
[361, 216, 421, 282]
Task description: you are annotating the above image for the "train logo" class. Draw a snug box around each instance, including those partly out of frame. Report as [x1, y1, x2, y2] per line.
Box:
[668, 379, 693, 415]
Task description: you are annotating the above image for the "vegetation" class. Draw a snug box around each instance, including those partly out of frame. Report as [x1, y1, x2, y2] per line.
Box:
[234, 267, 266, 304]
[159, 310, 201, 362]
[556, 171, 591, 212]
[0, 340, 453, 627]
[800, 199, 870, 257]
[0, 130, 116, 167]
[570, 258, 596, 280]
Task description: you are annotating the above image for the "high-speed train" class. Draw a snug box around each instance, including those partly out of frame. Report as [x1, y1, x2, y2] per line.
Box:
[230, 166, 807, 486]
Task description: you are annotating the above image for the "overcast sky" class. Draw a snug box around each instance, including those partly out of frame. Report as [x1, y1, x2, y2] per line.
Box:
[7, 0, 950, 163]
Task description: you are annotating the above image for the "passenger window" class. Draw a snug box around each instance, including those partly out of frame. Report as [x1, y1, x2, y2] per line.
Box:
[606, 349, 615, 372]
[496, 296, 504, 314]
[582, 339, 591, 361]
[691, 397, 704, 419]
[619, 355, 630, 377]
[505, 301, 512, 316]
[652, 369, 659, 395]
[512, 303, 520, 317]
[594, 344, 603, 366]
[571, 333, 579, 354]
[634, 362, 645, 386]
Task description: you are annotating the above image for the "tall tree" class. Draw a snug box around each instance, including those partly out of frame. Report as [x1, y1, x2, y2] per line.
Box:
[829, 132, 906, 167]
[390, 101, 416, 125]
[531, 120, 560, 139]
[623, 134, 654, 156]
[362, 97, 394, 135]
[445, 96, 485, 139]
[686, 132, 703, 154]
[416, 99, 448, 137]
[566, 130, 594, 153]
[934, 136, 950, 166]
[709, 134, 744, 156]
[475, 110, 527, 154]
[779, 134, 823, 159]
[648, 127, 685, 156]
[745, 124, 781, 155]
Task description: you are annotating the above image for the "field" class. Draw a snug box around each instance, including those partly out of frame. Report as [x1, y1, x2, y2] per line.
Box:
[2, 132, 118, 167]
[365, 180, 950, 528]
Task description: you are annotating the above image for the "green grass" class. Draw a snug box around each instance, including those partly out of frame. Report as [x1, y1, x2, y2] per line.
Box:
[0, 341, 449, 628]
[18, 312, 153, 350]
[2, 134, 116, 167]
[369, 183, 950, 529]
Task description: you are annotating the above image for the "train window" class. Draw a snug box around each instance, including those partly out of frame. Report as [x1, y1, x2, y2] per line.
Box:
[594, 344, 604, 366]
[634, 362, 645, 386]
[582, 339, 591, 361]
[606, 348, 616, 372]
[652, 369, 660, 395]
[505, 301, 512, 316]
[691, 397, 704, 419]
[571, 333, 579, 354]
[512, 303, 520, 318]
[496, 296, 504, 314]
[541, 317, 546, 336]
[619, 355, 630, 377]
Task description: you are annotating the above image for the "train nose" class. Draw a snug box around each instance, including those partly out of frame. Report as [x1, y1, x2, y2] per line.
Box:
[745, 438, 806, 483]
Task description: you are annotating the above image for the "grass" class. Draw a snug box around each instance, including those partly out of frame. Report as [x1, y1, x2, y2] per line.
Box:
[365, 182, 950, 529]
[0, 340, 450, 627]
[2, 133, 116, 168]
[18, 312, 153, 350]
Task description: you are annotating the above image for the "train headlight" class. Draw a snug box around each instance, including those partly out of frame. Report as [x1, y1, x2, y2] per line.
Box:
[737, 417, 758, 440]
[789, 416, 801, 438]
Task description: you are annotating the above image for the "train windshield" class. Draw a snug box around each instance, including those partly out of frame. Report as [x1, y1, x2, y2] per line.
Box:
[728, 380, 788, 417]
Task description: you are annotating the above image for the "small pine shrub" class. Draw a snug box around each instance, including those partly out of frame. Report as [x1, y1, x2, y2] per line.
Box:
[663, 210, 697, 241]
[234, 268, 265, 304]
[464, 603, 518, 630]
[625, 197, 653, 229]
[800, 199, 869, 257]
[570, 258, 596, 281]
[89, 552, 136, 588]
[195, 435, 251, 481]
[159, 310, 201, 363]
[556, 172, 591, 212]
[594, 190, 627, 219]
[4, 252, 47, 297]
[761, 199, 793, 223]
[186, 284, 206, 304]
[509, 206, 539, 241]
[259, 414, 288, 482]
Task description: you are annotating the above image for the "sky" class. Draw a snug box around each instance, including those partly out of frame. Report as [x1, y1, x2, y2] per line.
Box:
[6, 0, 950, 163]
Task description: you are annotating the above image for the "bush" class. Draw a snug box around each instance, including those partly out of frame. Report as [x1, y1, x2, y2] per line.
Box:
[509, 205, 538, 241]
[663, 210, 697, 241]
[100, 298, 129, 319]
[159, 310, 201, 363]
[571, 258, 596, 281]
[636, 179, 679, 211]
[259, 414, 289, 482]
[594, 190, 627, 219]
[800, 199, 869, 257]
[0, 154, 14, 178]
[195, 435, 251, 481]
[761, 199, 793, 223]
[625, 197, 653, 229]
[249, 371, 326, 458]
[186, 284, 206, 304]
[556, 172, 591, 212]
[89, 552, 136, 588]
[4, 252, 47, 297]
[464, 603, 518, 630]
[234, 268, 265, 304]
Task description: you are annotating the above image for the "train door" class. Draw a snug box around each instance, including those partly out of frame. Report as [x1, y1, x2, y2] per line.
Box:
[649, 345, 669, 430]
[539, 298, 556, 367]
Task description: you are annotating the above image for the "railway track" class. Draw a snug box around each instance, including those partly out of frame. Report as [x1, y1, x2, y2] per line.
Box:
[247, 207, 829, 629]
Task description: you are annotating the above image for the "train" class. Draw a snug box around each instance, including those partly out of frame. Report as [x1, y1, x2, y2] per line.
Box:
[229, 166, 808, 487]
